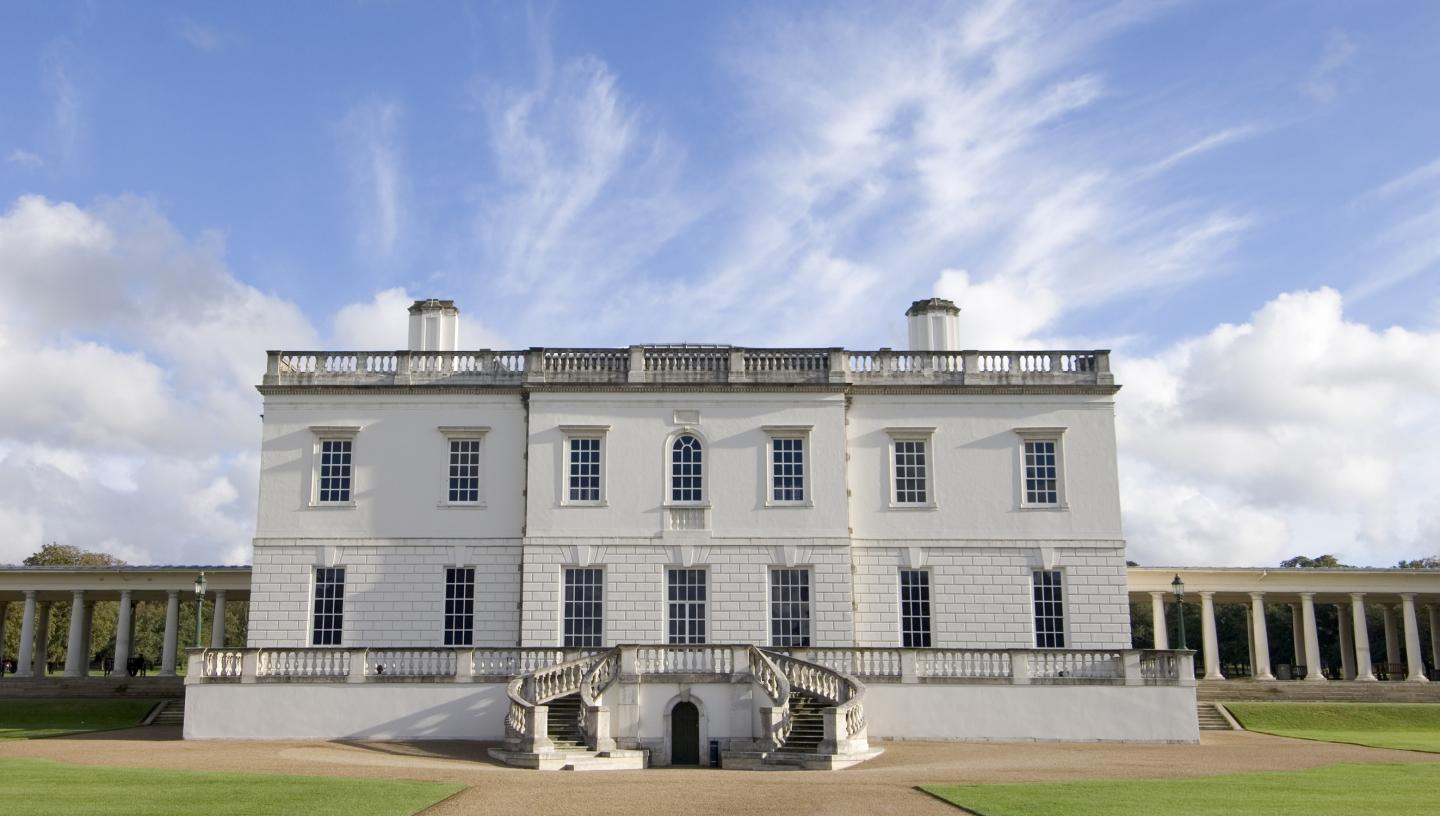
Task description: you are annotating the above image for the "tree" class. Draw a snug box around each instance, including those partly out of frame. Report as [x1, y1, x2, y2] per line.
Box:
[1396, 556, 1440, 569]
[1280, 554, 1351, 569]
[23, 542, 126, 567]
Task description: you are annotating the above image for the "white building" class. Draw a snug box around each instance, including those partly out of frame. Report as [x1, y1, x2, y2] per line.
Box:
[185, 297, 1196, 768]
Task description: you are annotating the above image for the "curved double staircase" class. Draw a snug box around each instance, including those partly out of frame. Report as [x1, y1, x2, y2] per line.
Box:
[490, 645, 879, 771]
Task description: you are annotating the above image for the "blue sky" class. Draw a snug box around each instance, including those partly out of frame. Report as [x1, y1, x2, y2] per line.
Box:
[1, 1, 1438, 567]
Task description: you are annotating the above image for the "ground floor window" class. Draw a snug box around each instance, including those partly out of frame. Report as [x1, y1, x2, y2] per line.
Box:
[443, 567, 475, 646]
[563, 567, 604, 648]
[769, 568, 811, 647]
[312, 567, 345, 646]
[899, 569, 931, 647]
[667, 568, 707, 644]
[1033, 569, 1065, 648]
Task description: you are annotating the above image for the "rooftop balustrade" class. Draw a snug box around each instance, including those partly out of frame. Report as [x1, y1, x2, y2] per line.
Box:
[262, 347, 1113, 388]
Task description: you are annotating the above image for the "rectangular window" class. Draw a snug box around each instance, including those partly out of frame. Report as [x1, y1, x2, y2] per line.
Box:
[317, 439, 353, 503]
[563, 568, 604, 648]
[771, 437, 805, 503]
[568, 437, 602, 502]
[894, 439, 928, 504]
[443, 567, 475, 646]
[769, 568, 811, 647]
[448, 439, 481, 503]
[667, 568, 707, 644]
[1024, 440, 1059, 505]
[312, 567, 345, 646]
[899, 569, 932, 648]
[1033, 570, 1065, 648]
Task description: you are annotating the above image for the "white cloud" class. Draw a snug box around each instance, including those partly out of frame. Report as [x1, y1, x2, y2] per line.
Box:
[340, 99, 408, 261]
[1118, 288, 1440, 567]
[177, 18, 224, 51]
[1300, 28, 1356, 104]
[6, 149, 43, 169]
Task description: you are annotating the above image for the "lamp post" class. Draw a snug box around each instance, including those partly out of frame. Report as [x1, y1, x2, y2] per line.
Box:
[193, 572, 207, 649]
[1171, 574, 1187, 651]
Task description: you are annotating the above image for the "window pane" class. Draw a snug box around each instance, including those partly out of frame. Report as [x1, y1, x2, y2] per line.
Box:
[1033, 570, 1065, 648]
[447, 439, 481, 503]
[568, 437, 602, 502]
[899, 569, 932, 648]
[318, 440, 352, 503]
[443, 567, 475, 646]
[312, 567, 346, 646]
[1024, 440, 1059, 505]
[666, 568, 707, 644]
[894, 440, 927, 503]
[563, 568, 604, 648]
[769, 568, 811, 647]
[771, 437, 805, 502]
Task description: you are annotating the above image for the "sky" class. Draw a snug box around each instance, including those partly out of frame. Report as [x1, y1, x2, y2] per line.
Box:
[1, 0, 1438, 568]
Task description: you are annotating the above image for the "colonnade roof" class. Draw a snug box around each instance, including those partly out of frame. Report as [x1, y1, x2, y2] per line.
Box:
[1127, 566, 1440, 604]
[0, 565, 251, 602]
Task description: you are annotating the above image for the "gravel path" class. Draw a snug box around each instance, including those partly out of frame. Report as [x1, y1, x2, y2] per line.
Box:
[3, 729, 1436, 816]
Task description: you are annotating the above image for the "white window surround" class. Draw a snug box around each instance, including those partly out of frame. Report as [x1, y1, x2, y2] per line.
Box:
[560, 424, 610, 507]
[308, 425, 359, 508]
[885, 427, 937, 509]
[663, 428, 709, 507]
[438, 426, 489, 508]
[763, 425, 813, 507]
[1014, 427, 1068, 510]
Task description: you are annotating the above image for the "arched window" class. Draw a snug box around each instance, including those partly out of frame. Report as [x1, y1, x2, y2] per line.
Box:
[671, 434, 703, 502]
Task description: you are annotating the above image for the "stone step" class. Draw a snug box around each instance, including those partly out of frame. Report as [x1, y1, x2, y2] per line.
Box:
[1198, 680, 1440, 703]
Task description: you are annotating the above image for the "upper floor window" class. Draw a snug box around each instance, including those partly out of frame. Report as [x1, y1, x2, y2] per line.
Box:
[448, 440, 481, 503]
[764, 426, 811, 505]
[438, 427, 488, 507]
[888, 429, 935, 507]
[670, 434, 704, 503]
[560, 426, 610, 506]
[1015, 428, 1066, 509]
[310, 426, 359, 506]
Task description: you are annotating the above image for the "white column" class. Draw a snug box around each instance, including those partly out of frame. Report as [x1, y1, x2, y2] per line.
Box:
[1429, 605, 1440, 680]
[111, 591, 133, 677]
[210, 590, 227, 648]
[81, 601, 94, 672]
[1290, 603, 1304, 669]
[1249, 592, 1273, 680]
[1200, 591, 1223, 679]
[63, 590, 87, 677]
[1300, 592, 1326, 682]
[1149, 592, 1168, 650]
[1336, 604, 1356, 680]
[1350, 593, 1376, 681]
[35, 603, 51, 677]
[1400, 594, 1428, 683]
[160, 590, 180, 676]
[14, 591, 37, 678]
[0, 601, 7, 676]
[1382, 604, 1400, 672]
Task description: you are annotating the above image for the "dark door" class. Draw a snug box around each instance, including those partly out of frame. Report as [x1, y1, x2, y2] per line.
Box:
[671, 702, 700, 765]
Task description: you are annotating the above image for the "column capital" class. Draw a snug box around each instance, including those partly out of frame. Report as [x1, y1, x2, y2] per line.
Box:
[166, 589, 180, 599]
[1199, 590, 1216, 599]
[1399, 592, 1417, 601]
[1298, 591, 1317, 600]
[23, 589, 36, 599]
[119, 588, 132, 599]
[1148, 590, 1167, 599]
[1349, 591, 1366, 602]
[1249, 591, 1266, 601]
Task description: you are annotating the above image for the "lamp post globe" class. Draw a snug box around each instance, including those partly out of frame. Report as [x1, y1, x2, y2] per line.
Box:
[193, 572, 208, 649]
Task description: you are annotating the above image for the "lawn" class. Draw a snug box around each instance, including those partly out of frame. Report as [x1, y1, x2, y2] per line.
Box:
[0, 699, 158, 739]
[921, 763, 1440, 816]
[1225, 702, 1440, 753]
[0, 759, 461, 816]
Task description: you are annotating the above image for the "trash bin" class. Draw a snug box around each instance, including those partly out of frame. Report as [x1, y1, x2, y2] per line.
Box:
[1276, 664, 1291, 681]
[709, 739, 721, 768]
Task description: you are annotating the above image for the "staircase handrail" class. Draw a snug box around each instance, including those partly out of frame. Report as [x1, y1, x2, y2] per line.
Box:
[748, 646, 793, 750]
[762, 648, 869, 748]
[579, 647, 621, 708]
[504, 650, 607, 745]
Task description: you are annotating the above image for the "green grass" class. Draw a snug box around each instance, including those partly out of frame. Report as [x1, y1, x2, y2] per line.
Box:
[1225, 702, 1440, 753]
[0, 699, 158, 739]
[0, 759, 461, 816]
[921, 763, 1440, 816]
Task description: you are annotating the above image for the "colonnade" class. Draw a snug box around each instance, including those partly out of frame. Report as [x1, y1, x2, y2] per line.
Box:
[1144, 588, 1438, 682]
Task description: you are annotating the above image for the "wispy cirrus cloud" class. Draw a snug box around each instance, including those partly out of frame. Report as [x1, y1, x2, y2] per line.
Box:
[1300, 28, 1356, 104]
[339, 98, 409, 262]
[1346, 155, 1440, 304]
[6, 149, 44, 169]
[176, 18, 225, 51]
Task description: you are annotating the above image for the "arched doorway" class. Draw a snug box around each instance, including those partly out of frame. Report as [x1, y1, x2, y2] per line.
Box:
[670, 701, 700, 765]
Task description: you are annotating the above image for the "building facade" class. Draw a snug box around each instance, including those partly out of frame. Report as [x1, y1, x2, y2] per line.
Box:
[183, 298, 1194, 766]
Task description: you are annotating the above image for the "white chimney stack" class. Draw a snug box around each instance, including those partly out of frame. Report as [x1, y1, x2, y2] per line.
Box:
[407, 299, 460, 351]
[906, 297, 960, 351]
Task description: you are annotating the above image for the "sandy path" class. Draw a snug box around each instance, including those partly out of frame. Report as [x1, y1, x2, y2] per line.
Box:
[3, 729, 1436, 816]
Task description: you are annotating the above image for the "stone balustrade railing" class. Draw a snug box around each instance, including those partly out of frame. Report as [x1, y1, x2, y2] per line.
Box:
[188, 646, 1192, 688]
[262, 347, 1113, 388]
